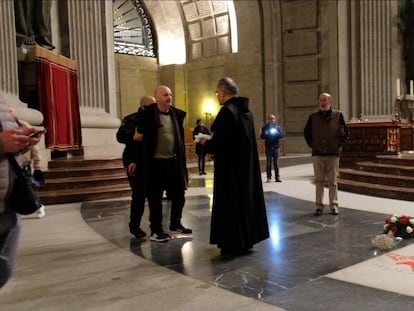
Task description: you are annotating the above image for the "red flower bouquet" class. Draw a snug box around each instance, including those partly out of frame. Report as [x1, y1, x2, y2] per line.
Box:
[383, 214, 414, 239]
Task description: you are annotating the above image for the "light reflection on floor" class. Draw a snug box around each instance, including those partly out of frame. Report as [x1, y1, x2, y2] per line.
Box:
[81, 181, 414, 309]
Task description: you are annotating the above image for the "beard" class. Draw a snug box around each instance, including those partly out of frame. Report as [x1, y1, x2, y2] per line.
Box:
[319, 105, 331, 111]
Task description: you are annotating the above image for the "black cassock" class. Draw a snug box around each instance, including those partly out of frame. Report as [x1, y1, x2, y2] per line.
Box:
[205, 96, 269, 250]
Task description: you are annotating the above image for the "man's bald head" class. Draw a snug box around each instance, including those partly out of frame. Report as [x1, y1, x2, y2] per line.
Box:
[154, 85, 173, 112]
[139, 96, 155, 110]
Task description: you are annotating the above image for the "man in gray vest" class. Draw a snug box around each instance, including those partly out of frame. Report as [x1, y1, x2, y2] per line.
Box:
[304, 93, 349, 216]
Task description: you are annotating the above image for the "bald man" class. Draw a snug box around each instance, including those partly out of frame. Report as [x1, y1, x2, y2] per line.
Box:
[116, 95, 155, 239]
[136, 85, 191, 242]
[304, 92, 349, 216]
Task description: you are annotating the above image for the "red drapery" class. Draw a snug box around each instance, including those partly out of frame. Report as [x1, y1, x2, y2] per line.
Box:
[35, 46, 82, 151]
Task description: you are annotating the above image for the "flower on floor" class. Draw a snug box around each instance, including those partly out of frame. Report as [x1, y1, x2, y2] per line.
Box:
[383, 214, 414, 239]
[371, 231, 399, 250]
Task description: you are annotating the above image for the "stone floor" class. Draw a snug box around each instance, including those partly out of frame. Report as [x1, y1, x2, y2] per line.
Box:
[1, 155, 414, 310]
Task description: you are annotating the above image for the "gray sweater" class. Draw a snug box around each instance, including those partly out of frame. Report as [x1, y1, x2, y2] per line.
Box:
[0, 94, 18, 214]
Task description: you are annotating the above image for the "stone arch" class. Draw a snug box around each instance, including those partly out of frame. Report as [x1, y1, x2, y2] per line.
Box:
[143, 0, 186, 65]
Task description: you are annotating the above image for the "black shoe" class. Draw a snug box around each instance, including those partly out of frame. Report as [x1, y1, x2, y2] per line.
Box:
[199, 172, 203, 175]
[314, 208, 323, 216]
[35, 36, 55, 50]
[130, 227, 146, 239]
[170, 223, 192, 234]
[202, 172, 207, 175]
[276, 177, 282, 182]
[331, 208, 339, 215]
[149, 232, 171, 242]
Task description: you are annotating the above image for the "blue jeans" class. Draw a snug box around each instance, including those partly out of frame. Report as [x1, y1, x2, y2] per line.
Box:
[0, 213, 20, 288]
[265, 147, 280, 179]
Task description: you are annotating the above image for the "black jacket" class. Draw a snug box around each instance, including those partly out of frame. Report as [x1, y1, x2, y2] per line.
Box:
[304, 108, 349, 156]
[116, 111, 143, 168]
[136, 103, 188, 189]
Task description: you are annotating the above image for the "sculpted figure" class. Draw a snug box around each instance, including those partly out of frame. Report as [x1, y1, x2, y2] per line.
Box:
[14, 0, 55, 50]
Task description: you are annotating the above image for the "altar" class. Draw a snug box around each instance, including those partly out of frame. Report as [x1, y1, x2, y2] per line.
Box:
[341, 121, 414, 168]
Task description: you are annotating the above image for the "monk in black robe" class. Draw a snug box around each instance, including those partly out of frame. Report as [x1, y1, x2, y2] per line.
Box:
[203, 77, 269, 255]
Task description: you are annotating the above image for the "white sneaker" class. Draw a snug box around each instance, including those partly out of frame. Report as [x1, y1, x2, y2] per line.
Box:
[37, 205, 45, 218]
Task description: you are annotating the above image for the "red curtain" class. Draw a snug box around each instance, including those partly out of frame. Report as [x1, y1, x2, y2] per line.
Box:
[35, 46, 82, 151]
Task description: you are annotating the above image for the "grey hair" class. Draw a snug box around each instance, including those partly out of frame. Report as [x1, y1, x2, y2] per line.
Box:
[217, 77, 238, 95]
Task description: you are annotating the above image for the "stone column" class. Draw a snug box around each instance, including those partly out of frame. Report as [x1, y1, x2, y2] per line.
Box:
[66, 0, 118, 125]
[0, 0, 19, 96]
[0, 0, 43, 125]
[66, 0, 120, 156]
[357, 0, 399, 119]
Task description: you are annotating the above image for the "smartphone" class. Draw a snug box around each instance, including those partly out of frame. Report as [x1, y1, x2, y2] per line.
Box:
[29, 129, 46, 138]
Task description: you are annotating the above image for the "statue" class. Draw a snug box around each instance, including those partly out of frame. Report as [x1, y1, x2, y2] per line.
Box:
[398, 0, 414, 88]
[14, 0, 55, 50]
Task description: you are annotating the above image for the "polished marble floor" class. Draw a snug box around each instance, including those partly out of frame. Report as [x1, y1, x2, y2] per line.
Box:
[2, 156, 414, 310]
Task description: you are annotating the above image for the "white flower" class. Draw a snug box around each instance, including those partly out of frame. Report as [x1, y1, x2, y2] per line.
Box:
[393, 213, 400, 218]
[390, 216, 397, 223]
[384, 224, 389, 230]
[406, 226, 413, 234]
[372, 233, 396, 250]
[410, 219, 414, 225]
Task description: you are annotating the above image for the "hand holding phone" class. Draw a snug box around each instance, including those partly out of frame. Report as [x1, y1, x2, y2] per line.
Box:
[29, 129, 46, 138]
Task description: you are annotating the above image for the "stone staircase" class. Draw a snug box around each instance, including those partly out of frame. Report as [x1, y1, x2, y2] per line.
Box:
[37, 144, 302, 205]
[38, 157, 132, 205]
[338, 154, 414, 201]
[38, 154, 201, 205]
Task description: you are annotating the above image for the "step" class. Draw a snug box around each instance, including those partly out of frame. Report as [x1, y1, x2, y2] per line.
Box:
[38, 154, 311, 205]
[47, 157, 123, 169]
[39, 184, 132, 205]
[339, 168, 414, 188]
[355, 161, 414, 176]
[39, 172, 129, 191]
[376, 154, 414, 166]
[43, 165, 126, 179]
[338, 178, 414, 201]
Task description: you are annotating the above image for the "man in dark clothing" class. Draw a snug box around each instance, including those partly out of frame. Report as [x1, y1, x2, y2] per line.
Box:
[116, 95, 155, 239]
[202, 77, 269, 256]
[136, 86, 191, 242]
[304, 92, 349, 216]
[260, 113, 284, 183]
[192, 119, 210, 175]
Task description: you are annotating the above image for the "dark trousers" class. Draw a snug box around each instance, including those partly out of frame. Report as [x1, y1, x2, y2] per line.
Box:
[265, 147, 280, 179]
[127, 173, 145, 230]
[197, 152, 206, 173]
[147, 158, 185, 234]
